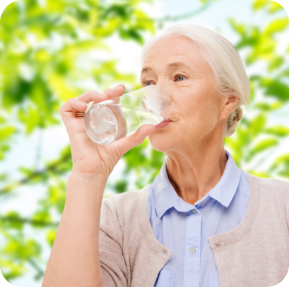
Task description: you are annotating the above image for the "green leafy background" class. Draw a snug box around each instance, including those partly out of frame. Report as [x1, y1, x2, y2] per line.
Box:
[0, 0, 288, 286]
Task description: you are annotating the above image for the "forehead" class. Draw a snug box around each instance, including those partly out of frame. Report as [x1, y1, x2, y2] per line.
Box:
[141, 36, 207, 73]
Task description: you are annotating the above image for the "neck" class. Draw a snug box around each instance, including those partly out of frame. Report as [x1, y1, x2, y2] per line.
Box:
[166, 145, 228, 206]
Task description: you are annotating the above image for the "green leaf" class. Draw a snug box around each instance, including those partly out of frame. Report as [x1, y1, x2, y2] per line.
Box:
[47, 185, 66, 213]
[119, 27, 144, 44]
[264, 18, 289, 35]
[249, 114, 267, 136]
[0, 144, 10, 152]
[252, 0, 268, 10]
[254, 102, 282, 111]
[31, 210, 51, 228]
[279, 69, 289, 77]
[228, 18, 246, 36]
[1, 238, 42, 260]
[270, 101, 284, 111]
[268, 56, 284, 72]
[234, 26, 261, 51]
[0, 115, 6, 124]
[0, 259, 27, 281]
[46, 230, 57, 247]
[114, 180, 128, 193]
[264, 126, 289, 137]
[252, 138, 278, 153]
[270, 154, 289, 170]
[0, 144, 11, 161]
[260, 79, 289, 101]
[2, 77, 32, 109]
[0, 126, 18, 141]
[246, 34, 276, 64]
[268, 1, 284, 13]
[278, 170, 289, 178]
[0, 173, 9, 180]
[2, 212, 23, 230]
[249, 79, 256, 101]
[17, 106, 42, 135]
[0, 0, 18, 22]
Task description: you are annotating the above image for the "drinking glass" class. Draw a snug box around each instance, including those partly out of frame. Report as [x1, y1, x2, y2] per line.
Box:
[75, 85, 172, 145]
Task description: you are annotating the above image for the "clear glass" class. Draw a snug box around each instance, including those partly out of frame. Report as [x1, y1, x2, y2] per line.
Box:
[84, 85, 172, 145]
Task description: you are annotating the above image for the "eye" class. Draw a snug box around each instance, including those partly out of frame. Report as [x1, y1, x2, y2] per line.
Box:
[175, 74, 186, 81]
[143, 81, 154, 86]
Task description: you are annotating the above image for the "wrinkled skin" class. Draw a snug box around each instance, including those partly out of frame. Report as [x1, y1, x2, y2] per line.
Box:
[140, 36, 239, 204]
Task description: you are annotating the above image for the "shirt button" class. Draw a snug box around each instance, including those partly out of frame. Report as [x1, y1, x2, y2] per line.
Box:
[214, 239, 220, 245]
[192, 209, 197, 214]
[189, 247, 196, 254]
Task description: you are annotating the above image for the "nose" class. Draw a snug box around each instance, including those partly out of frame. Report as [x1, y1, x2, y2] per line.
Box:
[155, 82, 172, 101]
[154, 83, 173, 119]
[155, 79, 169, 94]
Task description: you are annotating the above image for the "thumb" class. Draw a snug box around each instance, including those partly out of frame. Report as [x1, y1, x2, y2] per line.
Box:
[116, 124, 156, 155]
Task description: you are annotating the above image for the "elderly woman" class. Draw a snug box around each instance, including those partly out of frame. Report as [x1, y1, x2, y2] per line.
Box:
[42, 24, 289, 287]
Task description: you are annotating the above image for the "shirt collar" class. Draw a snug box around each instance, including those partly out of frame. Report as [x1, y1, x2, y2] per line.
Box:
[151, 149, 242, 219]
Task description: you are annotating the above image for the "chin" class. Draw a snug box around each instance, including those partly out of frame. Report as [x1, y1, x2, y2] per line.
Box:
[148, 132, 173, 152]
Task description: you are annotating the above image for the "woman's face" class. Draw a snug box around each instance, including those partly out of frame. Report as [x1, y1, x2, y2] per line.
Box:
[140, 36, 235, 153]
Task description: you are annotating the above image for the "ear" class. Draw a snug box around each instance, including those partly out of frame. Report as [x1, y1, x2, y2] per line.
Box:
[219, 93, 240, 121]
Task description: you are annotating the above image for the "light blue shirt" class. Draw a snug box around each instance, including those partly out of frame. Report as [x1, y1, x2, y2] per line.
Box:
[147, 149, 250, 287]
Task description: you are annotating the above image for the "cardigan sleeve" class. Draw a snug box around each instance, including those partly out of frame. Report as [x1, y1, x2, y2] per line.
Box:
[99, 199, 128, 287]
[286, 189, 289, 232]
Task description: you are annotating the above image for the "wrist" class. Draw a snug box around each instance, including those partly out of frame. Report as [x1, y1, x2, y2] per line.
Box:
[70, 169, 107, 184]
[66, 172, 107, 206]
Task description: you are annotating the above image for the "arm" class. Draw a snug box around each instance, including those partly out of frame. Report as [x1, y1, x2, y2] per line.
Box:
[42, 171, 106, 287]
[42, 85, 155, 287]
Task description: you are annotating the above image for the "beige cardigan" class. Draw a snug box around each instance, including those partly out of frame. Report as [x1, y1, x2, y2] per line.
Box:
[99, 171, 289, 287]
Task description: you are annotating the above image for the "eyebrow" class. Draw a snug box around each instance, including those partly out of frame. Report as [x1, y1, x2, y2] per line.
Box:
[141, 61, 192, 74]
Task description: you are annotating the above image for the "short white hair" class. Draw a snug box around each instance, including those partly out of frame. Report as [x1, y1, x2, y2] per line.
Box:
[140, 23, 251, 137]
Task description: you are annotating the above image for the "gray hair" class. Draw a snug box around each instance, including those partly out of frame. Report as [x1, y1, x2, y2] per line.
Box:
[140, 23, 250, 137]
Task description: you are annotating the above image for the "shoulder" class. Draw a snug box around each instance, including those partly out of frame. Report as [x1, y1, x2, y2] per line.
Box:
[245, 171, 289, 198]
[251, 172, 289, 189]
[103, 185, 148, 206]
[101, 184, 150, 219]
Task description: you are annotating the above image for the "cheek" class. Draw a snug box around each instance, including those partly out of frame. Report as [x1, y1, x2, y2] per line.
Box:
[183, 92, 219, 132]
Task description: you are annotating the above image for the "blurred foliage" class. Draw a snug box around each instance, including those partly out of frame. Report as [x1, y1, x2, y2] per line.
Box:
[0, 0, 288, 285]
[0, 0, 156, 282]
[224, 0, 289, 178]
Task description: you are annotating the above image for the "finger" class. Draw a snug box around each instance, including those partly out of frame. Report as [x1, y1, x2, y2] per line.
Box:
[99, 85, 124, 105]
[59, 85, 125, 121]
[115, 124, 156, 156]
[76, 85, 124, 106]
[76, 90, 109, 105]
[60, 89, 112, 119]
[59, 98, 88, 122]
[103, 85, 125, 99]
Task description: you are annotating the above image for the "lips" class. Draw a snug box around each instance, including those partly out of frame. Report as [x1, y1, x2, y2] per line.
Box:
[155, 119, 172, 129]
